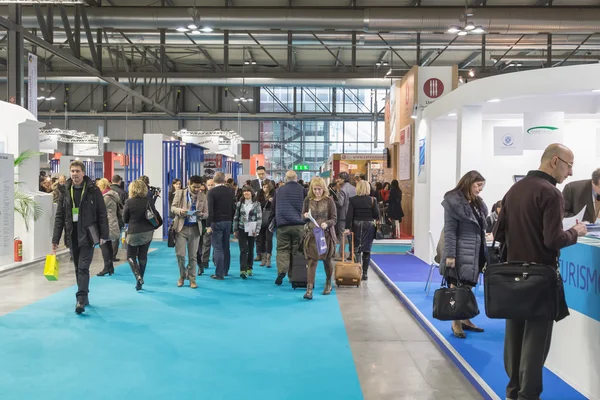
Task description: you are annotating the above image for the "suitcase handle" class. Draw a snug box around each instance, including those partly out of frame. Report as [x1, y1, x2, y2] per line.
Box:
[341, 231, 355, 263]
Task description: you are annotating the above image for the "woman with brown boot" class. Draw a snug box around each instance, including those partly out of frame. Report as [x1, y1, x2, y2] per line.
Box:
[301, 177, 337, 300]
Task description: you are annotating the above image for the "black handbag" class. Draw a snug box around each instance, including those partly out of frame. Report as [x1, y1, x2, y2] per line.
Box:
[167, 223, 176, 248]
[261, 206, 272, 229]
[484, 261, 567, 321]
[145, 200, 162, 229]
[433, 271, 480, 321]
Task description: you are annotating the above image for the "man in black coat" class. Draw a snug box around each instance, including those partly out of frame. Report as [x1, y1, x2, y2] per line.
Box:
[494, 144, 587, 400]
[250, 166, 268, 194]
[562, 168, 600, 223]
[207, 172, 236, 280]
[52, 160, 110, 314]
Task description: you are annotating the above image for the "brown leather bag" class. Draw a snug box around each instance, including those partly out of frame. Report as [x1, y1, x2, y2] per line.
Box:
[334, 232, 362, 287]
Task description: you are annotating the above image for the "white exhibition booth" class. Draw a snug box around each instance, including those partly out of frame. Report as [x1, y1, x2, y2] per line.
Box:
[413, 64, 600, 399]
[0, 102, 51, 269]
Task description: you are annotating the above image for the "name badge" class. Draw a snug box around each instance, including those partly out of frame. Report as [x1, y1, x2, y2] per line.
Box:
[188, 215, 197, 224]
[72, 207, 79, 222]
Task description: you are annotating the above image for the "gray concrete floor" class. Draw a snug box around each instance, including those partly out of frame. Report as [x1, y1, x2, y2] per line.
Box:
[336, 270, 483, 400]
[0, 247, 482, 399]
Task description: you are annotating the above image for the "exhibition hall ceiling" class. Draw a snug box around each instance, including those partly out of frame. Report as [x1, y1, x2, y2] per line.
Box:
[1, 0, 600, 82]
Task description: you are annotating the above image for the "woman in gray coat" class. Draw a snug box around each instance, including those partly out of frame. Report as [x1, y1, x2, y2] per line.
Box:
[440, 170, 489, 339]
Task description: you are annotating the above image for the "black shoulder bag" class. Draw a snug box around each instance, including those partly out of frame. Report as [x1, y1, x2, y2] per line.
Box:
[433, 269, 480, 321]
[484, 261, 569, 322]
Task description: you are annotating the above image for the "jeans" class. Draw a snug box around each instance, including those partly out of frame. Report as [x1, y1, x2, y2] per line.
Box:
[212, 220, 231, 278]
[257, 226, 273, 255]
[237, 229, 256, 272]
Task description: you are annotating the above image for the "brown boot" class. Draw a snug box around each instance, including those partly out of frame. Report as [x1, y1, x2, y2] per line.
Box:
[304, 283, 314, 300]
[177, 278, 184, 287]
[260, 253, 267, 267]
[266, 253, 272, 268]
[322, 280, 332, 295]
[190, 281, 198, 289]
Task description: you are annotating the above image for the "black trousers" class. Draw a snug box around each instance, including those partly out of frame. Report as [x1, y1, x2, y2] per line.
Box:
[505, 319, 554, 400]
[70, 230, 95, 302]
[257, 226, 273, 255]
[237, 229, 256, 272]
[127, 241, 151, 278]
[112, 238, 120, 258]
[100, 240, 114, 270]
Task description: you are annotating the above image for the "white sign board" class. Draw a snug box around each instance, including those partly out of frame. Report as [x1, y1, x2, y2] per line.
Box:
[523, 112, 564, 150]
[417, 66, 454, 107]
[398, 125, 412, 181]
[389, 83, 398, 144]
[339, 153, 385, 161]
[97, 125, 104, 155]
[73, 143, 100, 156]
[493, 126, 524, 156]
[27, 53, 37, 119]
[181, 136, 220, 152]
[39, 135, 58, 154]
[0, 153, 14, 266]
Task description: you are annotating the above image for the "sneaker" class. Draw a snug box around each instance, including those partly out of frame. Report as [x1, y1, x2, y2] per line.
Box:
[240, 272, 247, 279]
[247, 269, 253, 276]
[177, 278, 184, 287]
[190, 281, 198, 289]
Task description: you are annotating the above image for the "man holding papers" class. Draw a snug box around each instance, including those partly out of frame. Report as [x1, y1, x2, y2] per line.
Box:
[562, 168, 600, 223]
[171, 175, 208, 288]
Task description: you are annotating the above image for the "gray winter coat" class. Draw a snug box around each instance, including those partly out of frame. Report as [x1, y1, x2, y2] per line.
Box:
[103, 189, 122, 241]
[439, 191, 488, 284]
[336, 182, 357, 222]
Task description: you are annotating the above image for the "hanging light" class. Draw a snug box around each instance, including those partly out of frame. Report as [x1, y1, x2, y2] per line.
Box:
[201, 27, 214, 33]
[176, 27, 189, 32]
[382, 61, 389, 66]
[191, 30, 201, 35]
[233, 98, 240, 102]
[472, 26, 485, 34]
[375, 62, 381, 67]
[447, 26, 461, 34]
[244, 60, 250, 65]
[187, 24, 198, 30]
[465, 22, 475, 31]
[37, 96, 46, 100]
[251, 60, 257, 65]
[457, 30, 468, 36]
[468, 69, 475, 77]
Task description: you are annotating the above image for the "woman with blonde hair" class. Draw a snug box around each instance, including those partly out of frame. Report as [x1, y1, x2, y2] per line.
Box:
[96, 178, 122, 277]
[123, 179, 162, 291]
[301, 176, 337, 300]
[345, 180, 379, 281]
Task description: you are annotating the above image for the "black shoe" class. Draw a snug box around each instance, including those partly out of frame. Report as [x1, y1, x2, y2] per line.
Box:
[198, 267, 204, 276]
[275, 273, 286, 286]
[362, 273, 368, 281]
[113, 257, 121, 262]
[75, 302, 85, 314]
[210, 275, 225, 280]
[84, 299, 89, 306]
[136, 281, 142, 291]
[240, 272, 247, 279]
[97, 268, 113, 277]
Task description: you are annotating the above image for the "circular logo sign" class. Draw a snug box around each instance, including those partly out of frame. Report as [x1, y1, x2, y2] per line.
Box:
[502, 134, 514, 147]
[423, 78, 444, 99]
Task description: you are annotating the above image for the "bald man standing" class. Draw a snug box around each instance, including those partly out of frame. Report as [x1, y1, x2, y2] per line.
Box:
[269, 170, 307, 285]
[494, 143, 587, 400]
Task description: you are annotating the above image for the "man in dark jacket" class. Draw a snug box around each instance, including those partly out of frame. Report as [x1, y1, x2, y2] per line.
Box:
[52, 160, 110, 314]
[250, 166, 268, 194]
[562, 168, 600, 223]
[269, 170, 307, 285]
[110, 174, 127, 261]
[494, 143, 587, 400]
[207, 172, 236, 280]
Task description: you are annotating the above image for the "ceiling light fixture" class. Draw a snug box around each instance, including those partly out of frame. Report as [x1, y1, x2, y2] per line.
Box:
[251, 60, 257, 65]
[176, 27, 189, 32]
[468, 69, 475, 77]
[187, 24, 198, 30]
[201, 27, 214, 33]
[487, 98, 501, 103]
[448, 113, 457, 117]
[244, 60, 250, 65]
[191, 30, 201, 35]
[375, 62, 381, 67]
[382, 61, 389, 66]
[457, 30, 468, 36]
[592, 89, 600, 93]
[447, 26, 461, 34]
[386, 68, 392, 76]
[472, 26, 485, 34]
[464, 22, 475, 31]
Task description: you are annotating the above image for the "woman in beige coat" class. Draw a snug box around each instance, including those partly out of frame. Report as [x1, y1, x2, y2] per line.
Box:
[97, 178, 123, 276]
[170, 176, 208, 288]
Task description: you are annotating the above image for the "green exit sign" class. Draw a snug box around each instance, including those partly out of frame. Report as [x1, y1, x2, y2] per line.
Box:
[293, 164, 309, 171]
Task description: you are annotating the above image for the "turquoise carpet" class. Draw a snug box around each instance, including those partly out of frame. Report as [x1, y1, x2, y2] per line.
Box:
[0, 241, 363, 400]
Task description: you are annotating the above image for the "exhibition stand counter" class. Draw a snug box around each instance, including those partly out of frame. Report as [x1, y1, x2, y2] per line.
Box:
[409, 64, 600, 399]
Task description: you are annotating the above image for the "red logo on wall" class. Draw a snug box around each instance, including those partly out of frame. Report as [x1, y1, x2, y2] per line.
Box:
[423, 78, 444, 99]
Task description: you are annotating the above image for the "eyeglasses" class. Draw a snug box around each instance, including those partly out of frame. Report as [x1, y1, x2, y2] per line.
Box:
[556, 156, 574, 169]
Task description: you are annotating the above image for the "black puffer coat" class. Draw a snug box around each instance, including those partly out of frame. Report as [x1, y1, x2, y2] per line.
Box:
[52, 176, 110, 248]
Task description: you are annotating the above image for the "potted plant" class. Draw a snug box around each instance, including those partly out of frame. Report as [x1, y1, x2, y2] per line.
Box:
[14, 150, 44, 231]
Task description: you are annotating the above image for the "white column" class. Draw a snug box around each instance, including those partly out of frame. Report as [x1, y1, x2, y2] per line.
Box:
[143, 134, 166, 239]
[457, 105, 484, 178]
[0, 153, 14, 267]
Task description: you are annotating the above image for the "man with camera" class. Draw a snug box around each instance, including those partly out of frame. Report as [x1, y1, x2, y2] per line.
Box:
[140, 175, 161, 206]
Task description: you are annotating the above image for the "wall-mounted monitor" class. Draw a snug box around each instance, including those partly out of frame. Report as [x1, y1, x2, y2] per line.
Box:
[513, 175, 525, 183]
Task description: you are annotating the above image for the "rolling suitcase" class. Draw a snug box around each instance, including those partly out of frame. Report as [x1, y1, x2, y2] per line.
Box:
[334, 232, 362, 287]
[290, 250, 308, 289]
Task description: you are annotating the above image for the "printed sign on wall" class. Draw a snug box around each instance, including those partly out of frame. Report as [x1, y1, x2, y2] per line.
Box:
[0, 154, 14, 266]
[27, 53, 37, 119]
[417, 66, 454, 108]
[398, 125, 412, 181]
[523, 112, 564, 150]
[493, 126, 523, 156]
